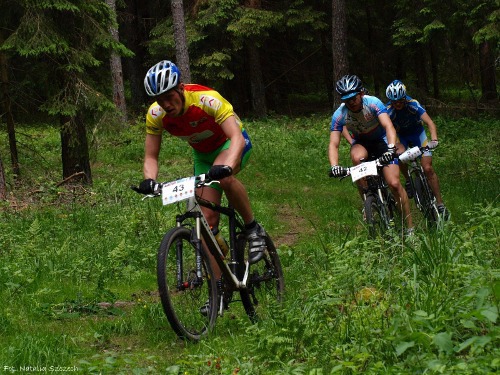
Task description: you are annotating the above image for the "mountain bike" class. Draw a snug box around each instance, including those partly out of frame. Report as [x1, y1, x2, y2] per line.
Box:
[398, 145, 440, 223]
[332, 157, 399, 238]
[135, 169, 284, 341]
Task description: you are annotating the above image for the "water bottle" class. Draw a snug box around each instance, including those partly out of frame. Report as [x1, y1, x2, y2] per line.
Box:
[399, 146, 421, 163]
[211, 227, 229, 256]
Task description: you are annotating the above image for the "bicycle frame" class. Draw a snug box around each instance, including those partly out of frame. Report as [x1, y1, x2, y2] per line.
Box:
[138, 172, 284, 339]
[408, 161, 433, 205]
[346, 158, 392, 207]
[176, 195, 250, 292]
[335, 158, 396, 236]
[363, 171, 390, 204]
[399, 146, 438, 220]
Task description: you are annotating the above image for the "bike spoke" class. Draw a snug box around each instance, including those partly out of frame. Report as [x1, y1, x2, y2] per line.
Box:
[157, 227, 218, 341]
[364, 194, 391, 238]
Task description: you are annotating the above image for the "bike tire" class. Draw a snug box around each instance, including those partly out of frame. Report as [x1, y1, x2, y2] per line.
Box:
[364, 194, 390, 238]
[157, 226, 218, 341]
[236, 233, 284, 322]
[387, 193, 400, 231]
[413, 172, 439, 223]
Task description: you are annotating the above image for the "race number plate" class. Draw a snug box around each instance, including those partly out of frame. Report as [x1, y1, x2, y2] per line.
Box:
[162, 177, 196, 205]
[350, 161, 378, 182]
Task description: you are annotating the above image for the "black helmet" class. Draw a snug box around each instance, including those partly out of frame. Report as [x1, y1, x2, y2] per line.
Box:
[335, 75, 364, 100]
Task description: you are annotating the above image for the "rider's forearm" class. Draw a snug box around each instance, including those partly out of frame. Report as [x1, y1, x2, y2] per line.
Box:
[144, 157, 159, 180]
[143, 133, 161, 179]
[382, 123, 397, 145]
[329, 154, 338, 166]
[329, 131, 341, 165]
[379, 113, 397, 145]
[328, 144, 340, 166]
[421, 113, 438, 140]
[226, 134, 245, 171]
[219, 116, 245, 171]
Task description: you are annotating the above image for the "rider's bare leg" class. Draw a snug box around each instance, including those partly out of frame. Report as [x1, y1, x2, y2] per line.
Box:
[383, 164, 413, 229]
[421, 156, 444, 206]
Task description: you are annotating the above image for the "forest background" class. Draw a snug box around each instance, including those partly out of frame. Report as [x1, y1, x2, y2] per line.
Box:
[0, 0, 499, 373]
[0, 0, 498, 187]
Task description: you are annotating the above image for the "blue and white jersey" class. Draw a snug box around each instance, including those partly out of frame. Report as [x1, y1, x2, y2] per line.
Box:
[386, 95, 426, 136]
[330, 95, 388, 141]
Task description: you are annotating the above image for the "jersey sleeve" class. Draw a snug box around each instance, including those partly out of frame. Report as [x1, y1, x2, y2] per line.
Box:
[371, 96, 388, 115]
[198, 91, 235, 125]
[145, 103, 165, 135]
[330, 106, 345, 132]
[385, 103, 396, 121]
[407, 98, 426, 117]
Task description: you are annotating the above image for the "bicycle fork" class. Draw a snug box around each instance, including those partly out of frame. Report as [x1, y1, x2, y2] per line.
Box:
[172, 212, 205, 292]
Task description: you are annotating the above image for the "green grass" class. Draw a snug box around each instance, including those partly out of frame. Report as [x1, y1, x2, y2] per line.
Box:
[0, 114, 498, 374]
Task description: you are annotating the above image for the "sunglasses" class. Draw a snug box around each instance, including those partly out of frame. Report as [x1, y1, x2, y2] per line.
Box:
[342, 93, 360, 104]
[391, 99, 406, 104]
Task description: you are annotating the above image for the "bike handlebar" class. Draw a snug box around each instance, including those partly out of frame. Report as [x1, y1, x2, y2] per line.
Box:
[397, 145, 430, 164]
[329, 156, 389, 179]
[131, 166, 232, 197]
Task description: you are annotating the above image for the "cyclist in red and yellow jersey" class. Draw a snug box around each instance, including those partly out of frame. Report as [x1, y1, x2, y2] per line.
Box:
[135, 61, 266, 269]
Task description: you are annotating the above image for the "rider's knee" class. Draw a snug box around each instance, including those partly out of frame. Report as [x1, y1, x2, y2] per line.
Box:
[387, 179, 402, 192]
[218, 175, 237, 190]
[423, 164, 435, 175]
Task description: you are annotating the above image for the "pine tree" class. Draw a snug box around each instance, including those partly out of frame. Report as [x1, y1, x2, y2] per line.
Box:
[2, 0, 132, 184]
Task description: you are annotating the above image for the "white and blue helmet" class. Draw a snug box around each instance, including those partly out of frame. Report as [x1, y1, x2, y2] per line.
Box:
[144, 60, 181, 97]
[386, 80, 407, 101]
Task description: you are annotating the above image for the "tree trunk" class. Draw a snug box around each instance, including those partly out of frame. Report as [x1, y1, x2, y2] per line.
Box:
[244, 0, 267, 117]
[0, 31, 20, 177]
[60, 115, 92, 185]
[429, 41, 439, 99]
[414, 44, 429, 96]
[123, 0, 146, 108]
[332, 0, 349, 109]
[106, 0, 128, 123]
[171, 0, 191, 83]
[321, 31, 334, 108]
[478, 41, 497, 102]
[0, 154, 6, 200]
[246, 44, 267, 117]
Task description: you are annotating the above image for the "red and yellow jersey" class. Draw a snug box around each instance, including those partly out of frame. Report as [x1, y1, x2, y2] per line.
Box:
[145, 84, 243, 153]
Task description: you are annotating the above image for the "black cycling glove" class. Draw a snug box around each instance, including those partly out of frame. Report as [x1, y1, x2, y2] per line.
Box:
[131, 178, 160, 194]
[207, 165, 233, 180]
[330, 165, 345, 178]
[380, 145, 396, 164]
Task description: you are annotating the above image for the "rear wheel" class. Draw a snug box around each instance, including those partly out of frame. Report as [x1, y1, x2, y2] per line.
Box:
[157, 227, 218, 341]
[237, 234, 284, 322]
[364, 194, 390, 238]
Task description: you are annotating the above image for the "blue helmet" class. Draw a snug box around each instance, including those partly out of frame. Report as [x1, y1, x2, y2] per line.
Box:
[386, 80, 407, 101]
[335, 75, 364, 100]
[144, 60, 181, 97]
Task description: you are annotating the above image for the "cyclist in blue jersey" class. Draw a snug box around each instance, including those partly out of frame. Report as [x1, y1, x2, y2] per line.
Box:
[329, 74, 414, 232]
[385, 80, 449, 218]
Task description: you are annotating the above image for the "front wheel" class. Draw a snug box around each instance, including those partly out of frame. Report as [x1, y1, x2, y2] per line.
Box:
[157, 226, 218, 341]
[236, 234, 284, 322]
[364, 194, 391, 238]
[413, 172, 439, 223]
